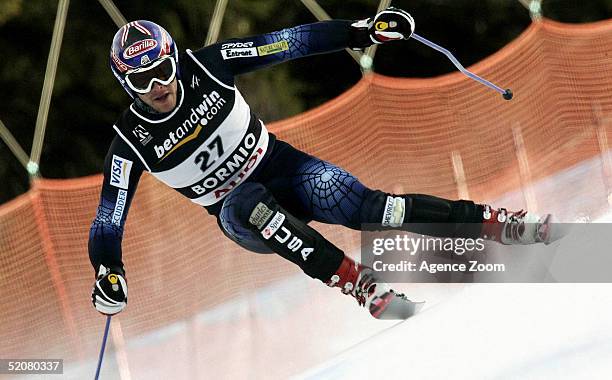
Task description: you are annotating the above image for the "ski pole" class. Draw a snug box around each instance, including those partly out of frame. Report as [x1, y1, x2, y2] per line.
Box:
[95, 315, 112, 380]
[411, 33, 513, 100]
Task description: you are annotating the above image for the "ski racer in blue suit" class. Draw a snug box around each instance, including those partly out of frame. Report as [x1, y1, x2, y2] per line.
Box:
[90, 8, 553, 320]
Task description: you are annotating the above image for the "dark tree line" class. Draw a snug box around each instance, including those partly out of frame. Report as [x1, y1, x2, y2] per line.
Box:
[0, 0, 610, 203]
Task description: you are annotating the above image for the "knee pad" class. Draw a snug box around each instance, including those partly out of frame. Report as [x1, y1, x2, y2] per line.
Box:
[223, 182, 273, 224]
[219, 182, 274, 254]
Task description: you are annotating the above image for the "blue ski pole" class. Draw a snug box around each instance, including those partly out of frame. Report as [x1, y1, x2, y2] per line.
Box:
[94, 315, 112, 380]
[411, 33, 513, 100]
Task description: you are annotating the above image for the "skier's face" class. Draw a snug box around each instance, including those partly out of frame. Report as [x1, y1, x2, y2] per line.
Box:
[137, 78, 178, 113]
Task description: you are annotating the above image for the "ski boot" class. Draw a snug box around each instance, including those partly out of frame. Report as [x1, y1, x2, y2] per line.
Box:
[327, 255, 423, 320]
[481, 205, 561, 244]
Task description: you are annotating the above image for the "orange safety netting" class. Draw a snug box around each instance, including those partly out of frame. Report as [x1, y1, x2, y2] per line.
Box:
[1, 19, 612, 361]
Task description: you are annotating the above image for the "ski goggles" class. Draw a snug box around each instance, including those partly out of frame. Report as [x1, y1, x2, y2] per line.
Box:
[125, 56, 177, 94]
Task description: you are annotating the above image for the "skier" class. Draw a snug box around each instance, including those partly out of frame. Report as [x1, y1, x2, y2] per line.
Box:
[90, 8, 553, 320]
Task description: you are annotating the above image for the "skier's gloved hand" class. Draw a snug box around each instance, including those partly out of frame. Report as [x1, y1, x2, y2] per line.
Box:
[349, 7, 415, 50]
[91, 264, 127, 315]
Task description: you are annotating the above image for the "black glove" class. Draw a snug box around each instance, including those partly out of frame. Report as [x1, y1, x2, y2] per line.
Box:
[349, 7, 415, 49]
[91, 265, 127, 315]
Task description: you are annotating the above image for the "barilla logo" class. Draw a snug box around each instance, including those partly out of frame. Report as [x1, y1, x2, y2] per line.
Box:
[110, 155, 133, 190]
[123, 39, 158, 59]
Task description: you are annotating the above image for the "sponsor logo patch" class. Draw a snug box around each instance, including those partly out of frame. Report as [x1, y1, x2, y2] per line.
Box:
[257, 40, 289, 56]
[221, 47, 258, 60]
[111, 189, 128, 225]
[133, 125, 152, 146]
[123, 38, 158, 59]
[154, 90, 227, 161]
[191, 75, 200, 89]
[211, 145, 264, 200]
[249, 202, 274, 230]
[110, 155, 133, 190]
[221, 42, 254, 49]
[261, 211, 285, 240]
[382, 196, 405, 228]
[375, 21, 389, 31]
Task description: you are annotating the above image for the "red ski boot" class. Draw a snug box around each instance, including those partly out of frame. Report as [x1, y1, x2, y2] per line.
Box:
[481, 205, 556, 244]
[326, 255, 423, 320]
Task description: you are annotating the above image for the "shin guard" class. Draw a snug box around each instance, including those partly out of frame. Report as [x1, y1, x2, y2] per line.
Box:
[247, 200, 344, 282]
[360, 191, 484, 238]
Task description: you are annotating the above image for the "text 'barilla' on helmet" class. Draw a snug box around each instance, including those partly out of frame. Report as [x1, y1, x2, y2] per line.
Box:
[110, 20, 179, 98]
